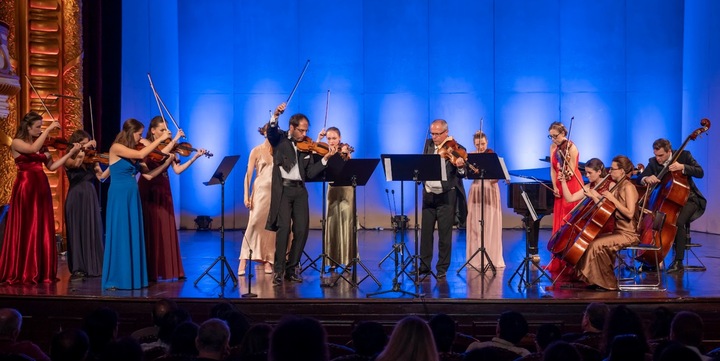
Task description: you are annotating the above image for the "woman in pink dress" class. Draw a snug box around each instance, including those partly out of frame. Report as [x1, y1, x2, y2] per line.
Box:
[138, 116, 207, 282]
[239, 125, 277, 275]
[466, 131, 504, 268]
[548, 121, 583, 273]
[0, 112, 81, 284]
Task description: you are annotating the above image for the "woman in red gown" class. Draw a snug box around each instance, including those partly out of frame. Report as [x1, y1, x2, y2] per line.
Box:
[0, 112, 81, 284]
[138, 116, 207, 281]
[548, 121, 583, 273]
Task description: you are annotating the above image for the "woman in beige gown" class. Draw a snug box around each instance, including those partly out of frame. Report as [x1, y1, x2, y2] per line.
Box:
[466, 131, 505, 268]
[576, 155, 639, 290]
[239, 126, 276, 275]
[318, 127, 355, 271]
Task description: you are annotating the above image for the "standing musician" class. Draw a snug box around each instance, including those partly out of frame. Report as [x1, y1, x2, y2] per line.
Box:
[638, 138, 706, 273]
[0, 112, 81, 284]
[548, 121, 583, 272]
[466, 131, 504, 268]
[138, 116, 207, 282]
[317, 126, 354, 272]
[265, 103, 337, 286]
[420, 119, 466, 279]
[575, 155, 638, 291]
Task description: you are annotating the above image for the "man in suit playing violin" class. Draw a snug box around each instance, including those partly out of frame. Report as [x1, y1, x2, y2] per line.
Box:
[639, 138, 706, 273]
[265, 103, 337, 286]
[420, 119, 466, 278]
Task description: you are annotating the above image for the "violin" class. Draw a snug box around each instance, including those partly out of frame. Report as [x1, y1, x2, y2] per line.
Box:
[296, 136, 331, 156]
[338, 142, 354, 160]
[160, 139, 213, 158]
[135, 143, 169, 163]
[557, 140, 576, 179]
[83, 149, 109, 165]
[437, 137, 479, 173]
[43, 137, 72, 151]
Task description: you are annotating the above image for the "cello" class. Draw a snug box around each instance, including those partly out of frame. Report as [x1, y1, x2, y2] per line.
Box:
[635, 118, 711, 265]
[549, 176, 622, 266]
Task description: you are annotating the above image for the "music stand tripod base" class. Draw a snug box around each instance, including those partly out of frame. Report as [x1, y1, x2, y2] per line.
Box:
[194, 155, 240, 291]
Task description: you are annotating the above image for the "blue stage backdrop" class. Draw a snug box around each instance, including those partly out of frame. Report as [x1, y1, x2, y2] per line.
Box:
[120, 0, 718, 233]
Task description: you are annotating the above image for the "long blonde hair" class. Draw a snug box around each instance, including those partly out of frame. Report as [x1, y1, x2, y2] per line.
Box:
[375, 316, 439, 361]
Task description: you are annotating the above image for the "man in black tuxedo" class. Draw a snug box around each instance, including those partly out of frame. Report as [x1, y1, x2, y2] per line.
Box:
[265, 103, 336, 285]
[639, 138, 706, 273]
[420, 119, 466, 278]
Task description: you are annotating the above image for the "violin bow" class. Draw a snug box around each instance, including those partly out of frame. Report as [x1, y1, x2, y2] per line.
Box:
[25, 75, 58, 123]
[88, 95, 95, 143]
[323, 89, 330, 130]
[286, 59, 310, 107]
[147, 73, 184, 139]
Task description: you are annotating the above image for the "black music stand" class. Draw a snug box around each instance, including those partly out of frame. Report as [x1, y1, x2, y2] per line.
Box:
[300, 155, 338, 279]
[458, 153, 509, 275]
[508, 186, 553, 289]
[368, 154, 445, 298]
[195, 155, 240, 291]
[326, 158, 382, 288]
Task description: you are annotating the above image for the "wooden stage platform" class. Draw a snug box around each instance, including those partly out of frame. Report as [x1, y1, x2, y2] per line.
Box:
[2, 228, 720, 350]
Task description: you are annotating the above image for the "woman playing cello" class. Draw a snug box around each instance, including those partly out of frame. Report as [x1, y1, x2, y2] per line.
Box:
[559, 158, 613, 203]
[575, 155, 639, 291]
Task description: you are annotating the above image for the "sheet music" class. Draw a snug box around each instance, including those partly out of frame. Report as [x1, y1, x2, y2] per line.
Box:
[498, 156, 511, 182]
[520, 188, 539, 222]
[383, 157, 393, 181]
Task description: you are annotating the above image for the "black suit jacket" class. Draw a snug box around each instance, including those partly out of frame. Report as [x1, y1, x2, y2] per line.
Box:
[264, 121, 327, 231]
[639, 150, 707, 220]
[423, 139, 466, 196]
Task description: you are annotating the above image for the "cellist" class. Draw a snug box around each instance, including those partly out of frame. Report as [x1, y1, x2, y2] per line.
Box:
[638, 138, 706, 273]
[575, 155, 638, 291]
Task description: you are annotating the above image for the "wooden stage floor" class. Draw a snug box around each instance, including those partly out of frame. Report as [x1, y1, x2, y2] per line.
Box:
[2, 228, 719, 300]
[3, 228, 720, 350]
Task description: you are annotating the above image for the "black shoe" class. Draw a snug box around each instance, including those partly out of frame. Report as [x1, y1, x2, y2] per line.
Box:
[638, 263, 657, 272]
[285, 273, 303, 283]
[272, 273, 283, 286]
[666, 260, 684, 274]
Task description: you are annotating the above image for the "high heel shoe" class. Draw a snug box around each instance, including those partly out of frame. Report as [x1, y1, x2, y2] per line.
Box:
[264, 263, 274, 274]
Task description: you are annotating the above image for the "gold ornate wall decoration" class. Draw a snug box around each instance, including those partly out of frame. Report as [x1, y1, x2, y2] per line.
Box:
[0, 0, 83, 237]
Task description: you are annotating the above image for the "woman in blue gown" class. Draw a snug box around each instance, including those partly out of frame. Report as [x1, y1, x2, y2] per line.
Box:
[102, 118, 172, 290]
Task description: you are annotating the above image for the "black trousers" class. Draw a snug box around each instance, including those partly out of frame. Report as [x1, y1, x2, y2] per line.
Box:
[672, 195, 702, 262]
[420, 189, 456, 274]
[273, 184, 309, 275]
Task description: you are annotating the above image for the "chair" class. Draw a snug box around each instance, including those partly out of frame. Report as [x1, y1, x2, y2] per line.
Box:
[684, 222, 706, 271]
[617, 211, 666, 291]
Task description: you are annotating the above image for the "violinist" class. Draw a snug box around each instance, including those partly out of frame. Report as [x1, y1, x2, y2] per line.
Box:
[420, 119, 466, 279]
[0, 111, 81, 284]
[638, 138, 706, 273]
[466, 131, 504, 269]
[138, 116, 208, 282]
[265, 103, 337, 286]
[575, 155, 638, 291]
[317, 126, 354, 272]
[102, 118, 173, 290]
[548, 121, 583, 273]
[239, 124, 277, 276]
[63, 130, 110, 279]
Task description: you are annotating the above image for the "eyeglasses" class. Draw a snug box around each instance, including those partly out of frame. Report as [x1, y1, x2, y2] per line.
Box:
[547, 133, 561, 140]
[610, 167, 621, 171]
[430, 130, 447, 137]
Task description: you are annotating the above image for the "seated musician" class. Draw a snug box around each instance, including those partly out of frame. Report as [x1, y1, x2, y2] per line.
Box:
[638, 138, 706, 273]
[575, 155, 638, 291]
[559, 158, 616, 234]
[559, 158, 614, 203]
